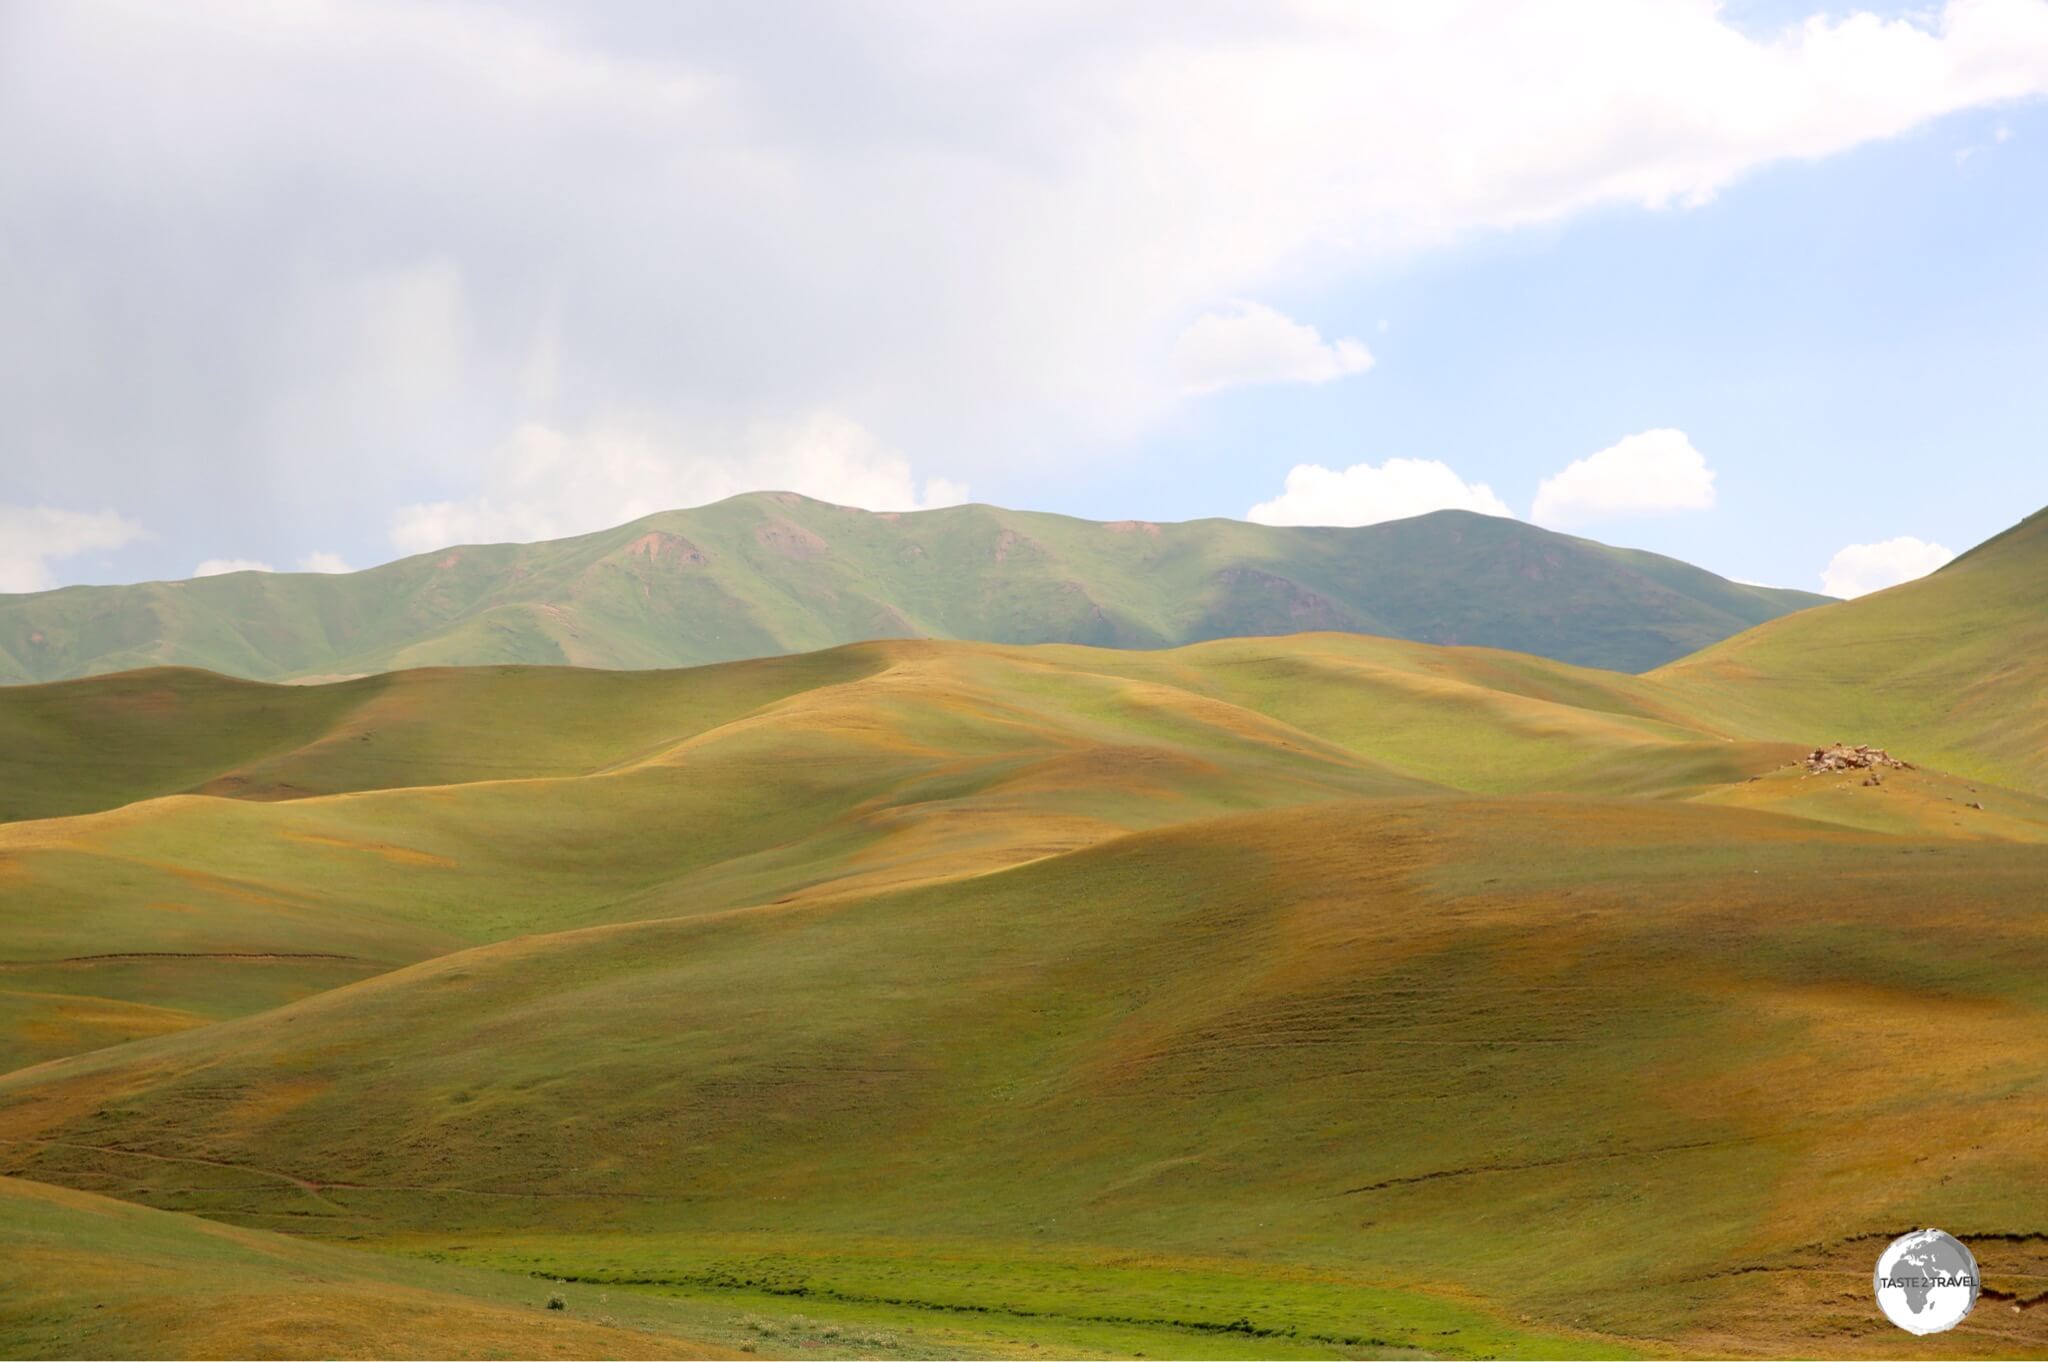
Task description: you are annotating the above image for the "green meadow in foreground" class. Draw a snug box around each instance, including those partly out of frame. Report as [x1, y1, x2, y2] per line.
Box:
[0, 507, 2042, 1359]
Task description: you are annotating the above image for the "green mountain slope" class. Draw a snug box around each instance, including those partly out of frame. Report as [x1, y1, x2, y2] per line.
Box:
[0, 493, 1827, 683]
[1658, 505, 2048, 792]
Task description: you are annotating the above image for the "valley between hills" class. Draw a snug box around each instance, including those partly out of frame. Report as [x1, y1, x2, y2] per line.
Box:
[0, 504, 2044, 1359]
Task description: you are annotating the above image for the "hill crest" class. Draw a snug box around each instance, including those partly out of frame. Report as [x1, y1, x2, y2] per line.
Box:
[0, 492, 1827, 682]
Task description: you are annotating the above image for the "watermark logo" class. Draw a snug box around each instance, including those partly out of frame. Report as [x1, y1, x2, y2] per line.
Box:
[1874, 1228, 1978, 1335]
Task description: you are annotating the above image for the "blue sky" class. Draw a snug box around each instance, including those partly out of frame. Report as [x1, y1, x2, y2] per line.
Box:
[1045, 97, 2048, 590]
[3, 0, 2046, 599]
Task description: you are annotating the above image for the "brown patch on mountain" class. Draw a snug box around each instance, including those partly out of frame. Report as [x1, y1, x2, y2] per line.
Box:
[752, 519, 829, 560]
[621, 531, 708, 568]
[993, 529, 1042, 563]
[1211, 566, 1346, 626]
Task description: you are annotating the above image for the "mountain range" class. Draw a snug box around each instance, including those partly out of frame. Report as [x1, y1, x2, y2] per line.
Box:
[0, 492, 1829, 683]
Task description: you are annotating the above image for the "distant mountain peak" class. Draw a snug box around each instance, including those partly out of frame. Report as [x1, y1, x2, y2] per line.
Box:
[0, 497, 1831, 683]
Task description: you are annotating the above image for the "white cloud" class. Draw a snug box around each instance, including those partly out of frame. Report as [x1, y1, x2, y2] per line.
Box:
[0, 505, 145, 594]
[192, 553, 351, 577]
[389, 414, 967, 552]
[1173, 302, 1373, 395]
[1819, 536, 1956, 596]
[1247, 458, 1513, 527]
[6, 1, 2048, 580]
[1530, 429, 1717, 527]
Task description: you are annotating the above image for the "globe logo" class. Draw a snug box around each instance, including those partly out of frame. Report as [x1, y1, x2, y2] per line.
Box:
[1873, 1228, 1979, 1335]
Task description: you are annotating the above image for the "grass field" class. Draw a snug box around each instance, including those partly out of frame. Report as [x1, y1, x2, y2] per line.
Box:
[0, 1175, 751, 1360]
[0, 508, 2041, 1358]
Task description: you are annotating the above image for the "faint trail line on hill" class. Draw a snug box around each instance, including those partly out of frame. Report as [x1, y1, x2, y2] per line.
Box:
[530, 1268, 1406, 1349]
[1688, 1262, 2048, 1305]
[0, 1136, 341, 1208]
[315, 1182, 690, 1200]
[1985, 1287, 2048, 1311]
[1682, 1228, 2048, 1284]
[1327, 1134, 1761, 1198]
[0, 951, 371, 966]
[0, 1136, 683, 1204]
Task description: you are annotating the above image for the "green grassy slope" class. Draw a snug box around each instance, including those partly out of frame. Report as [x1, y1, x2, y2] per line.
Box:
[8, 629, 2039, 1078]
[0, 634, 1707, 1071]
[4, 800, 2045, 1357]
[1657, 506, 2048, 792]
[0, 493, 1828, 683]
[0, 640, 1388, 1069]
[0, 632, 1748, 827]
[0, 1175, 742, 1360]
[3, 537, 2045, 1361]
[0, 650, 887, 822]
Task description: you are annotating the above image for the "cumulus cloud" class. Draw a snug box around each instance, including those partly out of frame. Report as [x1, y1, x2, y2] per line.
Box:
[5, 2, 2048, 581]
[0, 505, 145, 594]
[1247, 458, 1513, 527]
[389, 414, 967, 552]
[1173, 302, 1373, 395]
[1819, 536, 1956, 596]
[192, 553, 350, 577]
[1530, 429, 1717, 527]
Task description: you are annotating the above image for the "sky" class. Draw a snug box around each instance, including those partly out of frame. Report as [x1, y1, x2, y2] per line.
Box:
[3, 0, 2046, 599]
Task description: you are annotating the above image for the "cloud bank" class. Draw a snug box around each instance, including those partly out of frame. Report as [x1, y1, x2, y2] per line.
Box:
[4, 2, 2047, 577]
[193, 558, 275, 578]
[1247, 459, 1512, 527]
[1820, 536, 1957, 596]
[1173, 303, 1373, 395]
[1531, 429, 1718, 528]
[1248, 428, 1720, 531]
[0, 506, 145, 594]
[388, 416, 968, 552]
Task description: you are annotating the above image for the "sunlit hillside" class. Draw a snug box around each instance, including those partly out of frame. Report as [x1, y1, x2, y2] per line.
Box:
[1658, 506, 2048, 793]
[2, 507, 2046, 1357]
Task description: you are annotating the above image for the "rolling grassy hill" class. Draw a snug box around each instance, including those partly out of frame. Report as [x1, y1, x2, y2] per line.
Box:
[0, 1175, 742, 1360]
[1, 632, 1760, 1073]
[0, 492, 1828, 683]
[3, 799, 2046, 1357]
[0, 508, 2042, 1358]
[1658, 505, 2048, 792]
